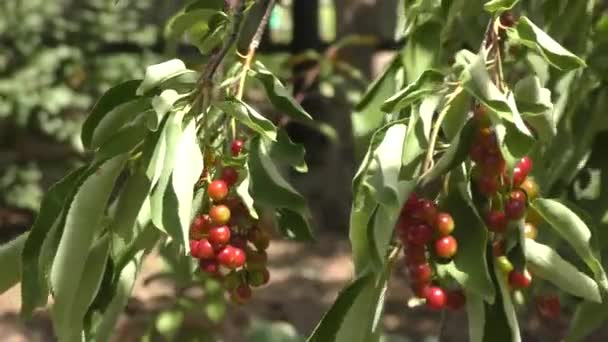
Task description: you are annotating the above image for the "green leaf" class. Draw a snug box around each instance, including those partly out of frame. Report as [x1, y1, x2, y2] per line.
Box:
[402, 21, 441, 84]
[150, 109, 187, 234]
[253, 62, 313, 122]
[88, 98, 152, 150]
[248, 138, 312, 241]
[465, 291, 486, 342]
[308, 270, 388, 342]
[507, 17, 586, 70]
[215, 99, 278, 141]
[441, 90, 471, 141]
[0, 233, 28, 293]
[165, 9, 218, 40]
[50, 156, 126, 341]
[490, 259, 521, 342]
[381, 69, 444, 113]
[439, 179, 495, 302]
[531, 198, 608, 292]
[524, 239, 601, 302]
[166, 117, 203, 254]
[137, 59, 189, 95]
[483, 0, 519, 13]
[566, 301, 608, 342]
[236, 166, 259, 220]
[419, 119, 476, 188]
[53, 234, 111, 341]
[20, 167, 88, 317]
[81, 80, 142, 149]
[92, 112, 152, 163]
[513, 76, 555, 142]
[265, 130, 308, 173]
[350, 193, 378, 275]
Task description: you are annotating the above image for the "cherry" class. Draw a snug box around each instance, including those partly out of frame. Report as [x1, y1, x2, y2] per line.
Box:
[199, 259, 219, 275]
[217, 246, 246, 269]
[434, 236, 458, 259]
[408, 262, 433, 283]
[208, 225, 231, 246]
[231, 139, 244, 156]
[535, 295, 561, 320]
[190, 214, 210, 239]
[402, 192, 419, 215]
[407, 223, 434, 246]
[231, 283, 252, 304]
[248, 268, 270, 287]
[500, 12, 517, 27]
[198, 239, 215, 259]
[425, 286, 447, 310]
[413, 199, 438, 225]
[477, 173, 499, 196]
[496, 256, 514, 274]
[221, 167, 239, 186]
[230, 235, 248, 249]
[446, 290, 466, 310]
[223, 271, 241, 290]
[209, 204, 231, 225]
[469, 143, 485, 163]
[508, 269, 532, 289]
[412, 282, 431, 298]
[505, 190, 527, 220]
[492, 240, 505, 257]
[246, 250, 268, 269]
[248, 228, 270, 250]
[524, 222, 538, 240]
[481, 152, 506, 175]
[208, 180, 229, 202]
[512, 156, 532, 187]
[435, 212, 455, 236]
[486, 210, 507, 234]
[405, 244, 427, 265]
[520, 177, 539, 200]
[189, 240, 201, 258]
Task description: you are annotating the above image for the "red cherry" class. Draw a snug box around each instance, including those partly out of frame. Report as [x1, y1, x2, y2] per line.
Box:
[199, 259, 219, 275]
[405, 245, 427, 265]
[446, 290, 466, 310]
[481, 152, 506, 175]
[231, 139, 244, 156]
[231, 283, 252, 304]
[247, 228, 270, 250]
[535, 295, 560, 319]
[217, 246, 246, 269]
[230, 235, 248, 249]
[505, 190, 527, 220]
[477, 173, 499, 196]
[189, 240, 201, 258]
[208, 180, 229, 202]
[209, 205, 231, 225]
[469, 143, 485, 163]
[412, 199, 438, 225]
[190, 214, 210, 239]
[221, 167, 239, 186]
[208, 226, 231, 246]
[492, 240, 505, 257]
[407, 223, 434, 246]
[435, 212, 455, 236]
[195, 239, 214, 259]
[512, 157, 532, 187]
[246, 250, 268, 269]
[425, 286, 447, 310]
[486, 210, 507, 233]
[434, 236, 458, 259]
[408, 263, 432, 283]
[402, 193, 419, 215]
[508, 269, 532, 289]
[412, 282, 431, 298]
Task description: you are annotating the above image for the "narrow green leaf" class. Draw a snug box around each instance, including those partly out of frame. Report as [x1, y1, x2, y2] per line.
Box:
[440, 180, 495, 302]
[466, 290, 485, 342]
[368, 123, 408, 206]
[402, 21, 441, 84]
[81, 80, 141, 149]
[349, 192, 378, 275]
[137, 59, 189, 95]
[50, 156, 126, 340]
[165, 9, 218, 40]
[419, 119, 476, 188]
[236, 166, 258, 220]
[441, 90, 471, 141]
[89, 98, 152, 150]
[381, 69, 444, 113]
[0, 233, 28, 293]
[265, 130, 308, 173]
[356, 57, 401, 111]
[215, 99, 277, 141]
[507, 17, 586, 70]
[308, 270, 388, 342]
[524, 239, 601, 302]
[92, 113, 151, 163]
[491, 259, 522, 342]
[168, 118, 204, 254]
[53, 235, 111, 341]
[483, 0, 519, 13]
[514, 76, 555, 142]
[253, 62, 313, 122]
[566, 301, 608, 342]
[531, 198, 608, 292]
[248, 138, 312, 241]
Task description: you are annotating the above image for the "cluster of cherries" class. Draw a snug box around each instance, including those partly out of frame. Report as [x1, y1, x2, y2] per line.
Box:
[188, 139, 271, 303]
[396, 194, 465, 310]
[469, 106, 540, 290]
